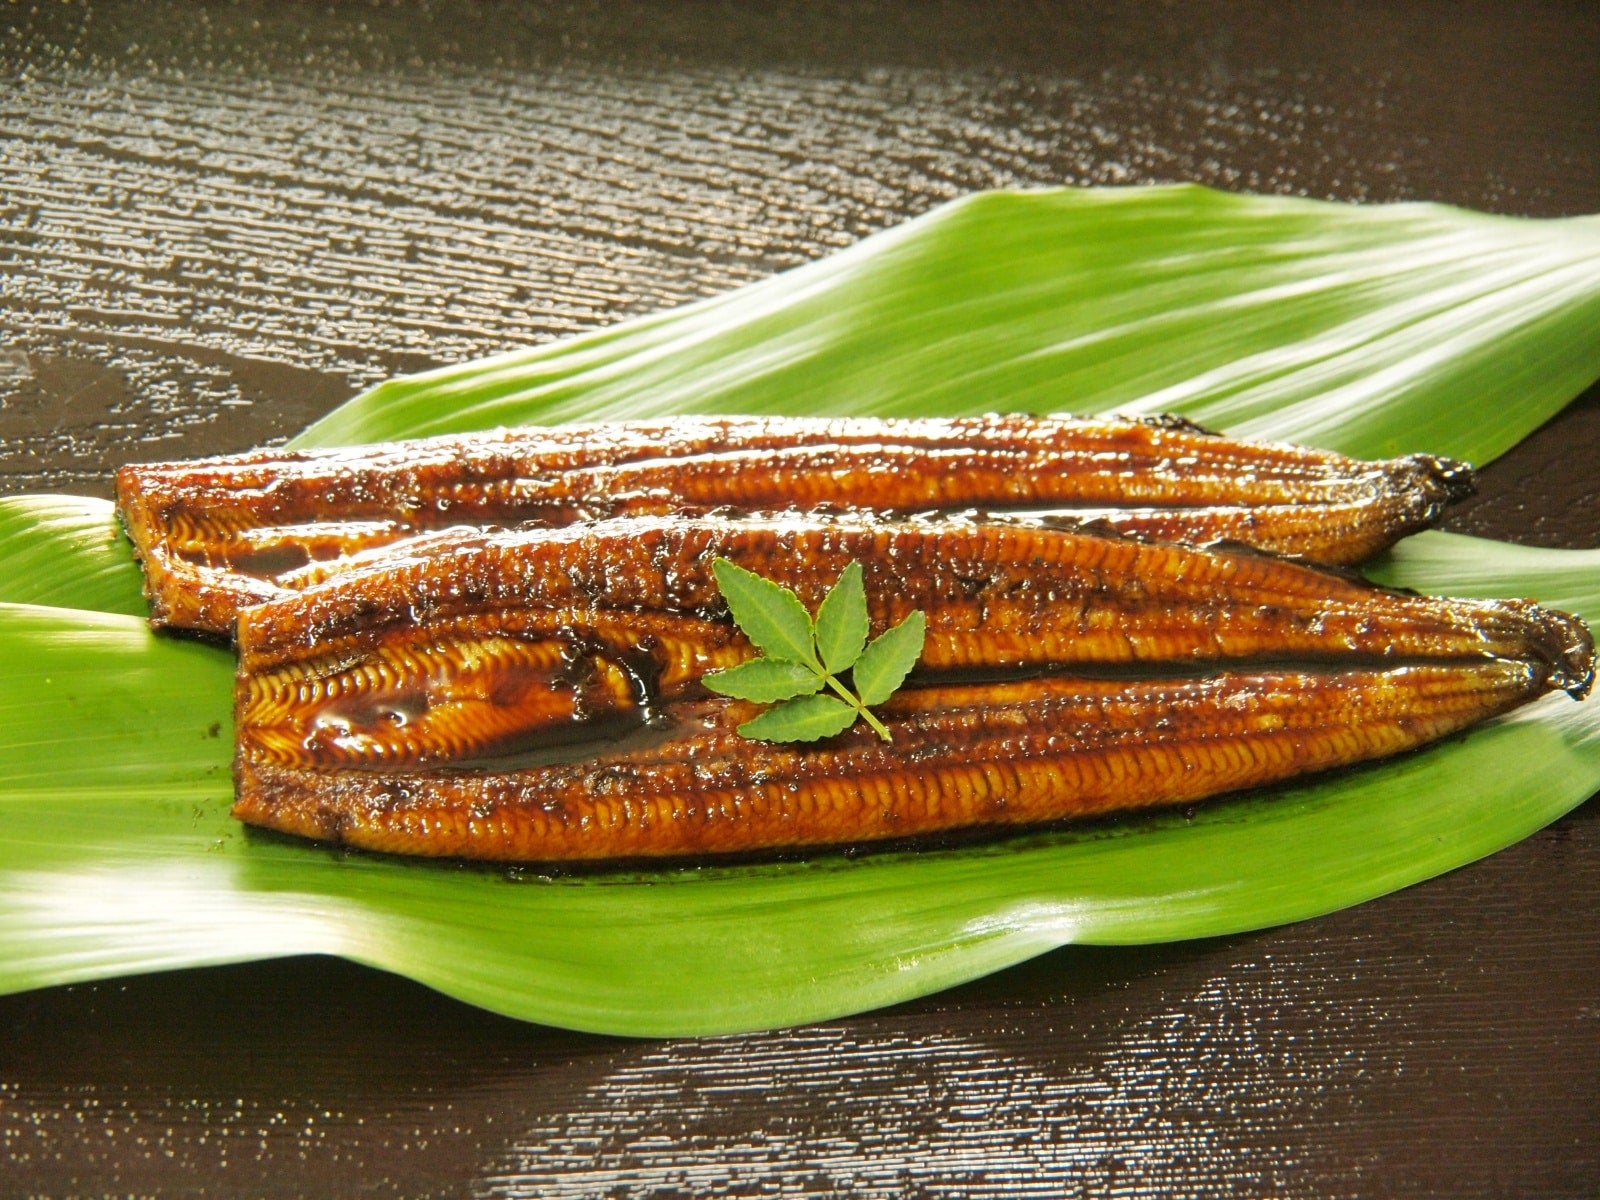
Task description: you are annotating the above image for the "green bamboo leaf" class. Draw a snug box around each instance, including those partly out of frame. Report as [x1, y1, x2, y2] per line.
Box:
[814, 562, 869, 674]
[2, 188, 1600, 1037]
[291, 186, 1600, 467]
[737, 694, 857, 743]
[0, 536, 1594, 1036]
[0, 496, 146, 615]
[711, 557, 817, 668]
[702, 658, 823, 703]
[852, 612, 927, 707]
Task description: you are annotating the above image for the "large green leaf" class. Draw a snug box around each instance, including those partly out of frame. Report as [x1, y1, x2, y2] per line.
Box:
[0, 495, 148, 617]
[0, 530, 1594, 1035]
[294, 185, 1600, 465]
[2, 185, 1600, 1036]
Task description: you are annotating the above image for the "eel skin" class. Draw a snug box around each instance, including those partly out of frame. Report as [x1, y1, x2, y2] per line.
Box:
[116, 414, 1473, 636]
[231, 514, 1593, 861]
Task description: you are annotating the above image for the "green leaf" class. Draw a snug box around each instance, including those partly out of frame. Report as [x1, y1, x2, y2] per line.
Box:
[3, 186, 1600, 1037]
[0, 535, 1595, 1037]
[814, 562, 869, 674]
[0, 496, 147, 615]
[852, 611, 928, 707]
[737, 694, 857, 743]
[702, 658, 823, 703]
[711, 557, 817, 668]
[290, 186, 1600, 468]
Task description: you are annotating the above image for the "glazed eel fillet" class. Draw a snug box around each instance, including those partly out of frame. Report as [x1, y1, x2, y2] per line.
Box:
[233, 514, 1594, 861]
[116, 414, 1474, 636]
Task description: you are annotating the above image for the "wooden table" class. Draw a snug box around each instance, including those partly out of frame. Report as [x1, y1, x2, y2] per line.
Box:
[2, 3, 1597, 1195]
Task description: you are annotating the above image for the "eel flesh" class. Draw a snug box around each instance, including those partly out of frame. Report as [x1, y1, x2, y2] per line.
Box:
[231, 514, 1593, 861]
[115, 414, 1474, 636]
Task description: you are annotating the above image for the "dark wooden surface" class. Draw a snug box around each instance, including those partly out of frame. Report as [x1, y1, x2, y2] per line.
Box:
[2, 3, 1598, 1196]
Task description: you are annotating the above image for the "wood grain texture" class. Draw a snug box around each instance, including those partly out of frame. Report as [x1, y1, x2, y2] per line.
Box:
[1, 1, 1597, 1196]
[3, 1, 1596, 495]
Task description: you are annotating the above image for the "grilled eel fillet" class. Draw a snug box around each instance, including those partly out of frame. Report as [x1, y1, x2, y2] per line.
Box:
[116, 414, 1474, 636]
[232, 515, 1593, 862]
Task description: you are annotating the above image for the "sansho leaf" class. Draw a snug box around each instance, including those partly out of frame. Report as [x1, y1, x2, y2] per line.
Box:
[737, 694, 858, 743]
[852, 611, 928, 707]
[814, 562, 869, 675]
[711, 558, 818, 668]
[702, 658, 823, 704]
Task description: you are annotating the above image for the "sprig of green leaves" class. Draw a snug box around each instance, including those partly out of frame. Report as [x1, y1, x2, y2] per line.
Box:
[703, 558, 926, 744]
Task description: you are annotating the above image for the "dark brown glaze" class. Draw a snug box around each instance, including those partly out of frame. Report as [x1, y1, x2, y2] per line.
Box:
[115, 413, 1473, 635]
[234, 663, 1570, 862]
[231, 514, 1593, 861]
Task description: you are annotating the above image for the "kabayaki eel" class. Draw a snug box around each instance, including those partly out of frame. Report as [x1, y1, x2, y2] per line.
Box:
[230, 514, 1595, 862]
[115, 413, 1474, 636]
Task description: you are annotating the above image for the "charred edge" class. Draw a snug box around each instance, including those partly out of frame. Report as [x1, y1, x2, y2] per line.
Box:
[1128, 412, 1222, 437]
[1404, 453, 1478, 509]
[1530, 606, 1597, 699]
